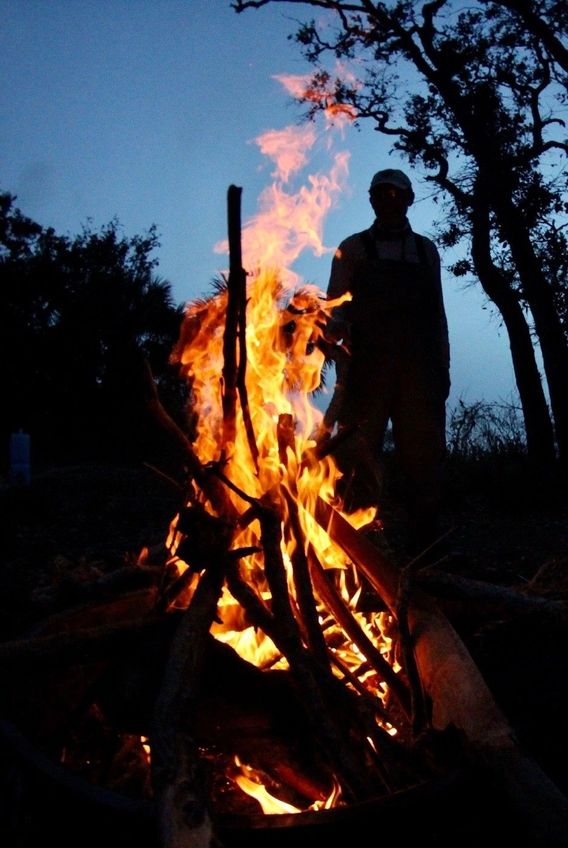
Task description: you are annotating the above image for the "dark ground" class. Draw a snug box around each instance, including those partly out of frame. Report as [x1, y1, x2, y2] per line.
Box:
[0, 457, 566, 844]
[0, 463, 182, 639]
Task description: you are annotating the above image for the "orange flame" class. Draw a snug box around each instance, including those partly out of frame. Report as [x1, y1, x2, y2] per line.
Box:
[169, 98, 397, 813]
[275, 70, 359, 127]
[232, 757, 341, 815]
[215, 124, 349, 288]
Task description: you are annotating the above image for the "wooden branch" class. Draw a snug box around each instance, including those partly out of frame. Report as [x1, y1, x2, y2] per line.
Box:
[307, 548, 411, 719]
[415, 568, 568, 623]
[157, 565, 197, 613]
[143, 359, 235, 520]
[151, 556, 226, 848]
[256, 496, 383, 803]
[143, 461, 186, 493]
[224, 184, 259, 472]
[224, 558, 277, 643]
[257, 496, 307, 656]
[396, 565, 428, 736]
[327, 650, 393, 725]
[0, 590, 160, 670]
[276, 416, 330, 672]
[30, 565, 163, 616]
[237, 322, 260, 472]
[283, 489, 331, 672]
[233, 205, 259, 474]
[314, 496, 397, 611]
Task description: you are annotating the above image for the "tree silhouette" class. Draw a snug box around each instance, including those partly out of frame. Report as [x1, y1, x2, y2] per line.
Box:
[234, 0, 568, 464]
[1, 193, 185, 469]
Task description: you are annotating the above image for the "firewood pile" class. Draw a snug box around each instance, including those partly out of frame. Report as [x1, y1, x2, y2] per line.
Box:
[1, 188, 567, 848]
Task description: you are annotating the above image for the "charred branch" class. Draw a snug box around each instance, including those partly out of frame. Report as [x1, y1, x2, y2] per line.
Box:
[29, 562, 164, 617]
[222, 186, 244, 459]
[396, 565, 428, 737]
[415, 567, 568, 624]
[143, 359, 236, 520]
[256, 496, 383, 802]
[277, 414, 331, 670]
[222, 184, 259, 472]
[283, 488, 331, 671]
[306, 548, 411, 719]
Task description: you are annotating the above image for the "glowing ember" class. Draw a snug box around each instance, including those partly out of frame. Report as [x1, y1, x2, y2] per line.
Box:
[231, 757, 341, 815]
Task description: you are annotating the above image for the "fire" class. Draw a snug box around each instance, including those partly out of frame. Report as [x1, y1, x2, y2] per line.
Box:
[231, 757, 341, 814]
[165, 103, 402, 816]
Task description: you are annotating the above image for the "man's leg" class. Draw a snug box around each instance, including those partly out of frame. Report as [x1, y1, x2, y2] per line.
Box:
[392, 364, 447, 554]
[333, 355, 392, 513]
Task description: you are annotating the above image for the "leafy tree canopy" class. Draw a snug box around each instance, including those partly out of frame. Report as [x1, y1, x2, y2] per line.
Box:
[1, 192, 185, 468]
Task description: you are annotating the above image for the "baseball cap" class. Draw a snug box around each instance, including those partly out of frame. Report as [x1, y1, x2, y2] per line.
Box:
[369, 168, 413, 196]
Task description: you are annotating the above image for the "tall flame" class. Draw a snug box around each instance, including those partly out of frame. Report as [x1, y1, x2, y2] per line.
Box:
[215, 123, 349, 288]
[167, 82, 397, 814]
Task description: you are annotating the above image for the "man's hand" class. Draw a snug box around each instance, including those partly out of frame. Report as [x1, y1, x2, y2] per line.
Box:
[312, 308, 349, 356]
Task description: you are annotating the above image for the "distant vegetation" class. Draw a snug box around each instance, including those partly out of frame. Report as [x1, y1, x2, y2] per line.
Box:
[0, 192, 186, 472]
[446, 398, 527, 459]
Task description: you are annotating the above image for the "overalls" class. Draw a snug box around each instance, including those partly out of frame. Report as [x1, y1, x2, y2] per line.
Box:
[334, 231, 447, 549]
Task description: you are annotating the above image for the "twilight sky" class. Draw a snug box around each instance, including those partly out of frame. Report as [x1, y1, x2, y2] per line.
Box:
[1, 0, 520, 411]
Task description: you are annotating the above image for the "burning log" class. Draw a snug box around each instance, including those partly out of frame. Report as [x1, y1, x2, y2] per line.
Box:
[305, 550, 410, 719]
[313, 497, 568, 843]
[255, 493, 387, 803]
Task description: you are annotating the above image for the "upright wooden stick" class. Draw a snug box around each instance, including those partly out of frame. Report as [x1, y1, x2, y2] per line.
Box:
[221, 185, 243, 455]
[222, 185, 258, 470]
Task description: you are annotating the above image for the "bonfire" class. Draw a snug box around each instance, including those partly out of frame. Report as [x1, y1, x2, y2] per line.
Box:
[1, 184, 567, 848]
[142, 186, 567, 845]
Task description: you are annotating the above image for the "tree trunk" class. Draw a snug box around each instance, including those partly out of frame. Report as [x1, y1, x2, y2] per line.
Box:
[452, 94, 568, 462]
[392, 0, 568, 459]
[494, 197, 568, 462]
[470, 183, 557, 464]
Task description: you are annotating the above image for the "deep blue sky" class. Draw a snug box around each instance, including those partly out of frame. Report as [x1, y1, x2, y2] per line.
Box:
[1, 0, 519, 409]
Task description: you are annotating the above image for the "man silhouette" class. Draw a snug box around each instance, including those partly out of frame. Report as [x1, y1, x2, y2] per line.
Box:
[325, 168, 450, 554]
